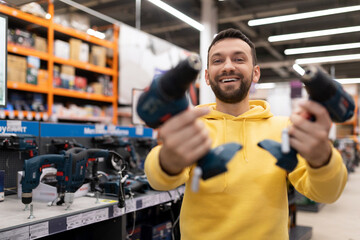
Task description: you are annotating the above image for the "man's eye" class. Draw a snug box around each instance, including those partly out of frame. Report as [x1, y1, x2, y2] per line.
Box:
[234, 58, 244, 62]
[212, 59, 222, 64]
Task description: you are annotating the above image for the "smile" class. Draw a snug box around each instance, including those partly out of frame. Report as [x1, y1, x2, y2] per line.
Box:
[220, 78, 238, 83]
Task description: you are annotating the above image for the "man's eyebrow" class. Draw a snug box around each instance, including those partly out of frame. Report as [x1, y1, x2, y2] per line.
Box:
[210, 51, 247, 58]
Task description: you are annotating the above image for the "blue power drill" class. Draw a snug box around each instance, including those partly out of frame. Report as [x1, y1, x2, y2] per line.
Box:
[258, 66, 355, 172]
[21, 148, 125, 208]
[136, 54, 242, 191]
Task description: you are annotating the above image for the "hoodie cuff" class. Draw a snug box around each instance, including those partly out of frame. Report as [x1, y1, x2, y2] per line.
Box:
[145, 145, 188, 190]
[306, 148, 345, 181]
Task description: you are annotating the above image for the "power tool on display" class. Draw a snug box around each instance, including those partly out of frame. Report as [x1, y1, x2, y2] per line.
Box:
[258, 66, 355, 172]
[21, 148, 127, 209]
[136, 54, 242, 192]
[0, 133, 38, 156]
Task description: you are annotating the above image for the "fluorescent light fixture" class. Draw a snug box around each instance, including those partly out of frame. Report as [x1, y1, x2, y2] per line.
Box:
[268, 25, 360, 42]
[295, 53, 360, 64]
[86, 29, 106, 39]
[45, 13, 51, 19]
[148, 0, 204, 31]
[248, 5, 360, 26]
[292, 64, 305, 76]
[336, 78, 360, 84]
[285, 42, 360, 55]
[255, 83, 276, 89]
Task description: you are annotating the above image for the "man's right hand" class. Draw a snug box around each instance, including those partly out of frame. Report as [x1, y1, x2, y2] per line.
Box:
[159, 107, 212, 175]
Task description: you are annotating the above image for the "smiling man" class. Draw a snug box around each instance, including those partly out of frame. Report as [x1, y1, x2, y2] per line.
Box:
[144, 28, 347, 239]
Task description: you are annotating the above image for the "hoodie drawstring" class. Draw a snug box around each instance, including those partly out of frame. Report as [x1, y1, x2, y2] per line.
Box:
[242, 119, 248, 163]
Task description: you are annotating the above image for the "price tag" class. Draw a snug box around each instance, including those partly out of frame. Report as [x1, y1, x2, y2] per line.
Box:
[0, 109, 5, 119]
[18, 111, 24, 120]
[27, 112, 33, 121]
[113, 205, 125, 217]
[81, 211, 96, 225]
[0, 226, 29, 240]
[35, 112, 41, 121]
[94, 208, 109, 222]
[30, 222, 49, 239]
[67, 214, 83, 230]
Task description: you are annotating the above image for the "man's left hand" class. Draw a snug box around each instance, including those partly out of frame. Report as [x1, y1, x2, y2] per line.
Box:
[288, 100, 332, 168]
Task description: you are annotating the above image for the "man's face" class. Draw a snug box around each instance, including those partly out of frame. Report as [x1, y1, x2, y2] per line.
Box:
[205, 38, 260, 103]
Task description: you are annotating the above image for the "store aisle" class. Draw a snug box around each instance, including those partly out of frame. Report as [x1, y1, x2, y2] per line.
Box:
[297, 167, 360, 240]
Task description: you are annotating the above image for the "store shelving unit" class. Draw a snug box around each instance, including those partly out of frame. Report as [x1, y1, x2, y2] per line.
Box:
[1, 2, 119, 124]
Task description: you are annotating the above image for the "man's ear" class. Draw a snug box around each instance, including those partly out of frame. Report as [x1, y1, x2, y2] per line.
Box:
[205, 69, 210, 86]
[252, 65, 261, 83]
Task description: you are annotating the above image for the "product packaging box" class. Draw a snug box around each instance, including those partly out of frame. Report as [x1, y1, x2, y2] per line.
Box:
[0, 170, 4, 202]
[60, 65, 75, 89]
[69, 38, 82, 61]
[26, 56, 40, 85]
[54, 39, 70, 59]
[37, 69, 49, 87]
[90, 46, 106, 67]
[35, 36, 47, 52]
[17, 170, 90, 202]
[79, 43, 89, 63]
[7, 54, 27, 83]
[141, 221, 172, 240]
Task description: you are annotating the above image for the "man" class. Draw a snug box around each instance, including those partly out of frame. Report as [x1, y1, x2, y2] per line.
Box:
[144, 28, 347, 239]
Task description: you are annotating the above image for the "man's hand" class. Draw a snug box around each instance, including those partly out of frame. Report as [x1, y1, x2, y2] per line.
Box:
[289, 100, 332, 168]
[159, 107, 212, 175]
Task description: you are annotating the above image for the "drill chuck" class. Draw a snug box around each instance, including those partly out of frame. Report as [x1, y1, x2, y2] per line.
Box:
[301, 66, 355, 123]
[22, 192, 32, 204]
[159, 53, 201, 99]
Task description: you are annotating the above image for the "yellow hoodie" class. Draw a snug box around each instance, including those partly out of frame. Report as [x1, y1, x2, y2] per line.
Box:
[145, 100, 347, 240]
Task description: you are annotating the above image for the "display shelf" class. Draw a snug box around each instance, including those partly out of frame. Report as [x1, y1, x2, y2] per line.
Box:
[2, 1, 119, 124]
[289, 225, 312, 240]
[0, 187, 184, 239]
[53, 23, 114, 49]
[8, 44, 49, 60]
[53, 88, 114, 102]
[55, 115, 112, 123]
[0, 4, 50, 27]
[3, 110, 47, 120]
[8, 81, 48, 94]
[53, 57, 114, 75]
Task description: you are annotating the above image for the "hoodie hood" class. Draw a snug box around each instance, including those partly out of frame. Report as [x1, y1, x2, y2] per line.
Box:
[197, 100, 273, 120]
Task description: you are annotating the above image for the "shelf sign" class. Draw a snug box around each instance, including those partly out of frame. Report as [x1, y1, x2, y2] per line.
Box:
[0, 120, 40, 135]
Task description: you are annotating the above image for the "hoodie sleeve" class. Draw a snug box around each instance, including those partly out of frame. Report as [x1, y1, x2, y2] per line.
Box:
[288, 147, 348, 203]
[144, 145, 190, 191]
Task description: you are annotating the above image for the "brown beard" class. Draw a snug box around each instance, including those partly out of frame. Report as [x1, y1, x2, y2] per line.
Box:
[209, 71, 253, 103]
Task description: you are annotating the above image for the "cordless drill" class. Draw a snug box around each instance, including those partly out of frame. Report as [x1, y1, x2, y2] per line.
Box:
[258, 66, 355, 171]
[136, 54, 242, 191]
[21, 148, 126, 208]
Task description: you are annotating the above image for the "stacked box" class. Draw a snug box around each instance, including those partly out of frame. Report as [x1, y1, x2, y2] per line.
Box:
[7, 55, 27, 83]
[54, 40, 70, 59]
[90, 46, 106, 67]
[26, 56, 40, 85]
[35, 36, 47, 52]
[60, 65, 75, 89]
[69, 38, 82, 61]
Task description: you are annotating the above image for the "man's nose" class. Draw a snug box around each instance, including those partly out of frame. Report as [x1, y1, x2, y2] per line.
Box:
[223, 58, 235, 72]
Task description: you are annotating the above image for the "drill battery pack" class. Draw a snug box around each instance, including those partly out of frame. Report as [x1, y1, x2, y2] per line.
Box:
[0, 134, 38, 195]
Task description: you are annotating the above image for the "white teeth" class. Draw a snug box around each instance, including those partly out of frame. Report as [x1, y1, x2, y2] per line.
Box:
[221, 78, 237, 83]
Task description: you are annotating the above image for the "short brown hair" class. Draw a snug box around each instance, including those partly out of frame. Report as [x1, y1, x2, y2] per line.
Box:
[207, 28, 257, 66]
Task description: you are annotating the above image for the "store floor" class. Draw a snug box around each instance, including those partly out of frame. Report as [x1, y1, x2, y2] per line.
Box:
[297, 166, 360, 240]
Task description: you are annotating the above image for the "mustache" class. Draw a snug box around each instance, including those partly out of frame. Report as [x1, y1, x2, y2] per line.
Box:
[214, 72, 244, 81]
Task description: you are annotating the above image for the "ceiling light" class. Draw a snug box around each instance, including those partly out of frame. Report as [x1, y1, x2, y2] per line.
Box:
[336, 78, 360, 84]
[45, 13, 51, 19]
[295, 53, 360, 64]
[147, 0, 204, 31]
[87, 29, 106, 39]
[285, 42, 360, 55]
[268, 25, 360, 42]
[248, 5, 360, 26]
[292, 64, 305, 76]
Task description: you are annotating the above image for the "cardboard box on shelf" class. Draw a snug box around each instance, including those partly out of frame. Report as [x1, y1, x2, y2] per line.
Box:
[7, 54, 27, 83]
[69, 13, 90, 33]
[60, 65, 75, 89]
[26, 56, 40, 85]
[90, 46, 106, 67]
[74, 76, 87, 91]
[35, 36, 47, 52]
[89, 82, 103, 95]
[79, 43, 89, 63]
[69, 38, 82, 61]
[54, 39, 70, 59]
[37, 69, 48, 87]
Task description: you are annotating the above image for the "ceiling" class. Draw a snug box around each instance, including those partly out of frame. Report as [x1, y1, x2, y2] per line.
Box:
[15, 0, 360, 83]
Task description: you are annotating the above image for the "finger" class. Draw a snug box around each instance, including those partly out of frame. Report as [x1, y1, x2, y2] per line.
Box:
[298, 100, 331, 125]
[161, 107, 210, 134]
[181, 136, 213, 164]
[176, 124, 210, 153]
